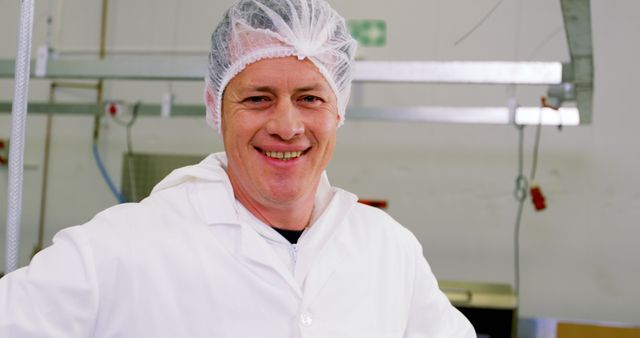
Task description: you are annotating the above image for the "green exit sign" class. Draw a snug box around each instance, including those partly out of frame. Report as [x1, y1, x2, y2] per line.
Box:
[348, 19, 387, 47]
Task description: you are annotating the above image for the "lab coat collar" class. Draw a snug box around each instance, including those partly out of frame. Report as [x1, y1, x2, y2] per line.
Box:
[153, 152, 303, 294]
[151, 152, 240, 225]
[150, 152, 341, 228]
[151, 152, 230, 193]
[149, 151, 360, 301]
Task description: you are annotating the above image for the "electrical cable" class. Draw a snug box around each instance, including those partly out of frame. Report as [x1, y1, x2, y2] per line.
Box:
[530, 107, 543, 181]
[526, 26, 563, 60]
[124, 103, 141, 201]
[513, 104, 546, 301]
[34, 84, 56, 258]
[92, 141, 126, 204]
[454, 0, 505, 46]
[513, 124, 527, 299]
[91, 102, 140, 204]
[111, 105, 139, 126]
[513, 0, 523, 58]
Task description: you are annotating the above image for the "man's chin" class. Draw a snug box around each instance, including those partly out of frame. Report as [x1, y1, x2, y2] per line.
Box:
[261, 185, 309, 205]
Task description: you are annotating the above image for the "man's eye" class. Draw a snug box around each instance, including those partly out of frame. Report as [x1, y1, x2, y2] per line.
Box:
[300, 95, 322, 103]
[243, 96, 269, 104]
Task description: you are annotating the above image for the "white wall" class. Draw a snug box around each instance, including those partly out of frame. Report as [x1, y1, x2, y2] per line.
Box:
[1, 0, 639, 325]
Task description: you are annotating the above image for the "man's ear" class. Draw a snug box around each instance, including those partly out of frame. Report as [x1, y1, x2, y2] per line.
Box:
[339, 86, 352, 124]
[204, 83, 224, 133]
[205, 85, 216, 111]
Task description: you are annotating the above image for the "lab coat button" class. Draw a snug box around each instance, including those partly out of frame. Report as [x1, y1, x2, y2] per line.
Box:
[300, 312, 313, 326]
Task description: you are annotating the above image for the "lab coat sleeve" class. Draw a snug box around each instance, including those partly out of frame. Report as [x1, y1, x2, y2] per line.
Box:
[403, 241, 476, 338]
[0, 226, 99, 338]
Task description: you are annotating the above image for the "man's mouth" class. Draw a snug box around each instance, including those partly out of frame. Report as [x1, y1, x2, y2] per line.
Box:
[261, 150, 304, 161]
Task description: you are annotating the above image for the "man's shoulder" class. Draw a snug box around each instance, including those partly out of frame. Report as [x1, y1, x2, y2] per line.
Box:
[99, 182, 193, 222]
[348, 202, 402, 228]
[78, 155, 233, 243]
[80, 180, 202, 237]
[349, 201, 394, 222]
[345, 201, 419, 246]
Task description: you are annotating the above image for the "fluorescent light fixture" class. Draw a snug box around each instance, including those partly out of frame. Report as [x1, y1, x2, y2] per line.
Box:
[353, 61, 564, 85]
[348, 106, 579, 126]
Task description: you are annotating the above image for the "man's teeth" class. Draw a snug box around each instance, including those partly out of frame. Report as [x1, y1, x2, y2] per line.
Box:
[263, 150, 303, 160]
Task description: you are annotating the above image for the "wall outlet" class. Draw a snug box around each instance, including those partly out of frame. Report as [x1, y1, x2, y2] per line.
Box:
[0, 137, 9, 166]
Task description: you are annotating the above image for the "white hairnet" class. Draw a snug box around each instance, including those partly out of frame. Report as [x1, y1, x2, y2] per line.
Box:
[205, 0, 358, 133]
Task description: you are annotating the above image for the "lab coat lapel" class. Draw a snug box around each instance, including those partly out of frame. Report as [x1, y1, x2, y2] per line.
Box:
[239, 225, 302, 297]
[295, 189, 358, 308]
[180, 154, 301, 297]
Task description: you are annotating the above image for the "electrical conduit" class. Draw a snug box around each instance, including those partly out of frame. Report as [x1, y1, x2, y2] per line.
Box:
[6, 0, 36, 273]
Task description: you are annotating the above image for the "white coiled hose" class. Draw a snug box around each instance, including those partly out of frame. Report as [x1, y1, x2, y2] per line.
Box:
[5, 0, 35, 274]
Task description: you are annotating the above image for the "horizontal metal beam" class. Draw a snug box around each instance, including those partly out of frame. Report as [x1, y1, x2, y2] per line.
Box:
[0, 102, 578, 126]
[0, 59, 206, 81]
[0, 102, 203, 117]
[0, 59, 566, 85]
[353, 61, 565, 85]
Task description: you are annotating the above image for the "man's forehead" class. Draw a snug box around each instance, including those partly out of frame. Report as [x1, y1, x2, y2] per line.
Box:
[239, 83, 329, 92]
[230, 57, 332, 92]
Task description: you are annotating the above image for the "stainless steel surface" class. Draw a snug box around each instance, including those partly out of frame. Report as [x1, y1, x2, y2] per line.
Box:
[439, 280, 517, 309]
[121, 153, 205, 202]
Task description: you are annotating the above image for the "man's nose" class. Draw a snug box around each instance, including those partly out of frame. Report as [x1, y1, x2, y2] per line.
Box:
[266, 99, 305, 140]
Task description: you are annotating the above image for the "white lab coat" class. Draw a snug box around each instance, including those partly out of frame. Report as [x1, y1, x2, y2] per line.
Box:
[0, 153, 475, 338]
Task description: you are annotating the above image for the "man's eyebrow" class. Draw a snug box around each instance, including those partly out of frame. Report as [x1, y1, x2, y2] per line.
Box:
[241, 84, 329, 93]
[294, 84, 326, 92]
[244, 85, 275, 93]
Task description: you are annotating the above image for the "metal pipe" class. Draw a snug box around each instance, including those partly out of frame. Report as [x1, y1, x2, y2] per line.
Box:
[99, 0, 108, 61]
[0, 102, 580, 126]
[6, 0, 36, 273]
[58, 49, 208, 56]
[94, 0, 109, 141]
[33, 84, 56, 257]
[50, 81, 100, 90]
[34, 80, 103, 257]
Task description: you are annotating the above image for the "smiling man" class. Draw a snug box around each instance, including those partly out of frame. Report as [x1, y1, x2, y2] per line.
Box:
[220, 57, 339, 231]
[0, 0, 474, 337]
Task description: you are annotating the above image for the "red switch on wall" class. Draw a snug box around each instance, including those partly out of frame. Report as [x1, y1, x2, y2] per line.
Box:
[358, 199, 388, 209]
[108, 103, 118, 116]
[529, 183, 546, 211]
[104, 101, 125, 117]
[0, 138, 8, 165]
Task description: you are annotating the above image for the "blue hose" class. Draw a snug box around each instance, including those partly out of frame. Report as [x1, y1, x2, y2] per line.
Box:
[92, 142, 127, 203]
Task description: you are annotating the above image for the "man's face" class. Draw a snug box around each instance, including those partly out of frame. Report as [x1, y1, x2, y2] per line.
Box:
[220, 56, 339, 210]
